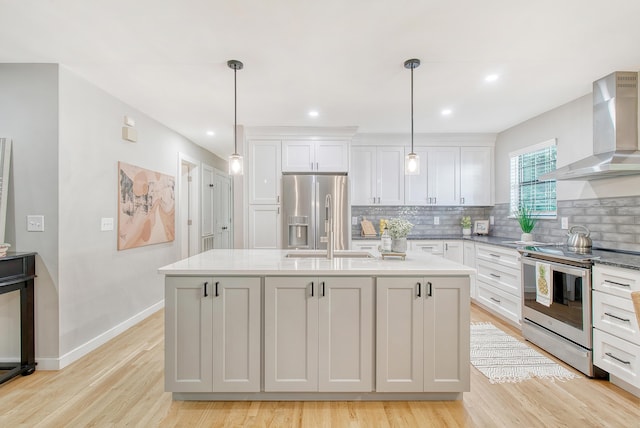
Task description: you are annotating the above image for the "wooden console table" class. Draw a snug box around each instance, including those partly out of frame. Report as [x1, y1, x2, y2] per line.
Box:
[0, 252, 36, 385]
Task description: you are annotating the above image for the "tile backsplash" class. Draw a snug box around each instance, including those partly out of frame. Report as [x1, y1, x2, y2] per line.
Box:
[352, 196, 640, 252]
[351, 205, 491, 237]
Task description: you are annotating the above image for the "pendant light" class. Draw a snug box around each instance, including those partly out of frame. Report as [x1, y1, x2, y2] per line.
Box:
[228, 59, 244, 175]
[404, 58, 420, 175]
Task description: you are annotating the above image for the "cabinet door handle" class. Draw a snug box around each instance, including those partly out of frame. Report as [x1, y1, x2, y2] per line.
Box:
[310, 162, 314, 170]
[490, 297, 501, 303]
[490, 273, 501, 279]
[215, 281, 219, 297]
[416, 282, 422, 297]
[605, 352, 631, 365]
[311, 281, 314, 297]
[322, 281, 325, 297]
[489, 253, 501, 258]
[316, 162, 319, 170]
[277, 195, 280, 203]
[204, 281, 208, 297]
[604, 312, 630, 322]
[377, 197, 381, 204]
[427, 281, 432, 297]
[445, 243, 448, 251]
[434, 197, 437, 204]
[604, 279, 631, 288]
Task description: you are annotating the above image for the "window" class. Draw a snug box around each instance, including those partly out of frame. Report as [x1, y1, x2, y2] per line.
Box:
[510, 139, 557, 218]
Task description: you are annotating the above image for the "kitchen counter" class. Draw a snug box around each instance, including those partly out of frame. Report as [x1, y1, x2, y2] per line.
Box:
[158, 248, 475, 276]
[592, 249, 640, 270]
[353, 234, 523, 249]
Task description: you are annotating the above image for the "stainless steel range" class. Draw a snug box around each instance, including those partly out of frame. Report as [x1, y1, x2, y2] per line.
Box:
[519, 245, 605, 377]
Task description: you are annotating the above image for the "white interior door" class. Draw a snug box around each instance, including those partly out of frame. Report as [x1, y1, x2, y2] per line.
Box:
[179, 155, 200, 258]
[214, 170, 232, 249]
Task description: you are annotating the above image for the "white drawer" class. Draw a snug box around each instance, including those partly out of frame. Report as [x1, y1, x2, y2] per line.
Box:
[593, 290, 640, 346]
[475, 244, 520, 270]
[352, 240, 380, 251]
[476, 259, 521, 297]
[411, 240, 444, 255]
[593, 264, 640, 298]
[593, 328, 640, 389]
[476, 280, 521, 326]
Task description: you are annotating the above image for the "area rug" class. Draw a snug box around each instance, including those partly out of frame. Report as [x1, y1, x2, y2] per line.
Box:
[470, 322, 580, 384]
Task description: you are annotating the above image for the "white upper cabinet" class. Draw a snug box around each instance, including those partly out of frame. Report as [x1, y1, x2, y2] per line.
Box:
[460, 146, 492, 206]
[427, 147, 460, 206]
[282, 140, 349, 173]
[405, 146, 493, 206]
[405, 147, 459, 206]
[351, 146, 404, 205]
[248, 140, 281, 204]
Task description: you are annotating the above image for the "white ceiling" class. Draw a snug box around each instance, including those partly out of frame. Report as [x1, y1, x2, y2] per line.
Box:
[2, 0, 640, 158]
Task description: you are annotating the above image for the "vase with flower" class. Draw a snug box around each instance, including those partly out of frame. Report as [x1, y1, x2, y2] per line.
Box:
[386, 218, 414, 252]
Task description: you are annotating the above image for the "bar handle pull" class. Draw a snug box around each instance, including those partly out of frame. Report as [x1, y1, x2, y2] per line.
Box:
[322, 281, 325, 297]
[490, 273, 501, 279]
[427, 281, 432, 297]
[604, 279, 631, 288]
[604, 312, 630, 322]
[311, 281, 314, 297]
[489, 253, 501, 258]
[416, 282, 421, 297]
[204, 281, 208, 297]
[215, 281, 219, 297]
[490, 297, 501, 303]
[605, 352, 631, 365]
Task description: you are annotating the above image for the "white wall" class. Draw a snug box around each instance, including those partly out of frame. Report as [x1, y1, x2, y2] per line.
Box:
[495, 93, 640, 204]
[0, 64, 227, 368]
[0, 64, 60, 360]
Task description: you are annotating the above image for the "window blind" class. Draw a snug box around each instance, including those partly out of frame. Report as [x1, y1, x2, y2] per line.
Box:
[510, 143, 557, 217]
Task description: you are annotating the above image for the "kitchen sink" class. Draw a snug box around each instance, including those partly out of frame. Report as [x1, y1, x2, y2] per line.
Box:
[285, 250, 376, 259]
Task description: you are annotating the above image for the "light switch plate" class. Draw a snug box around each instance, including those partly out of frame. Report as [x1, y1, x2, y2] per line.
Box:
[352, 216, 358, 225]
[101, 217, 114, 231]
[561, 217, 569, 229]
[27, 215, 45, 232]
[489, 216, 495, 225]
[434, 216, 440, 225]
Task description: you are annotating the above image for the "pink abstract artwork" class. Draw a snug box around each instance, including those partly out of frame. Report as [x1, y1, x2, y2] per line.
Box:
[118, 162, 175, 250]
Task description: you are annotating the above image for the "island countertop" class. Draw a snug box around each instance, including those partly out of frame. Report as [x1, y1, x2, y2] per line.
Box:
[158, 249, 475, 276]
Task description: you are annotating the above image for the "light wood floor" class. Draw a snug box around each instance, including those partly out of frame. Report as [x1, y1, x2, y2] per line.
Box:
[1, 304, 638, 427]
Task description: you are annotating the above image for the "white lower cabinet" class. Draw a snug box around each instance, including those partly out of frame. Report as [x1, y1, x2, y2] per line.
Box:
[376, 276, 470, 392]
[592, 264, 640, 393]
[165, 276, 261, 393]
[474, 243, 521, 326]
[463, 241, 477, 299]
[410, 240, 463, 263]
[264, 276, 373, 392]
[351, 240, 380, 252]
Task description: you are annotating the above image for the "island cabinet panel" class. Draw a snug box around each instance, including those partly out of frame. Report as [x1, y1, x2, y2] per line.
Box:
[376, 276, 470, 392]
[264, 276, 373, 392]
[165, 276, 261, 393]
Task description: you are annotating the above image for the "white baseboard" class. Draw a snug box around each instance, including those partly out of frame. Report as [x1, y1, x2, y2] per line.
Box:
[36, 300, 164, 371]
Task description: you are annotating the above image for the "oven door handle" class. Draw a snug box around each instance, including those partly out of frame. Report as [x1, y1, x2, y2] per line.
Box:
[521, 257, 588, 277]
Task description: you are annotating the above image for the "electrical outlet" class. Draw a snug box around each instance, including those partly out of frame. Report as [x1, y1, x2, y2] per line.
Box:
[489, 216, 495, 225]
[434, 216, 440, 225]
[561, 217, 569, 229]
[27, 215, 45, 232]
[352, 216, 358, 226]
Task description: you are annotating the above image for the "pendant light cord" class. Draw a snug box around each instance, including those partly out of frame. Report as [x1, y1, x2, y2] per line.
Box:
[410, 64, 414, 153]
[233, 66, 237, 155]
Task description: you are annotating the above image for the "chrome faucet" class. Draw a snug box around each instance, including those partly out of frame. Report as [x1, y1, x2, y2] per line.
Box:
[324, 194, 334, 259]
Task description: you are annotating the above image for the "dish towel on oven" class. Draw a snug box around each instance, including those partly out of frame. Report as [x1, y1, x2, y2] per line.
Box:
[535, 262, 551, 307]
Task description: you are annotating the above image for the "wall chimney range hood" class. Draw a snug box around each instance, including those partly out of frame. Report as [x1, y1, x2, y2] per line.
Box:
[540, 71, 640, 181]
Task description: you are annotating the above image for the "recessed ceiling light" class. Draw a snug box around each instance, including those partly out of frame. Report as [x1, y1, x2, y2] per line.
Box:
[441, 109, 452, 116]
[485, 74, 499, 82]
[308, 110, 319, 117]
[206, 130, 215, 136]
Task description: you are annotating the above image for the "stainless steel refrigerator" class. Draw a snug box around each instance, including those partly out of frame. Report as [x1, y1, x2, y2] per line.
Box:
[282, 174, 349, 250]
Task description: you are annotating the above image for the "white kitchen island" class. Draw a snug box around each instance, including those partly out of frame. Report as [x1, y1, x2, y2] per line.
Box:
[159, 249, 473, 401]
